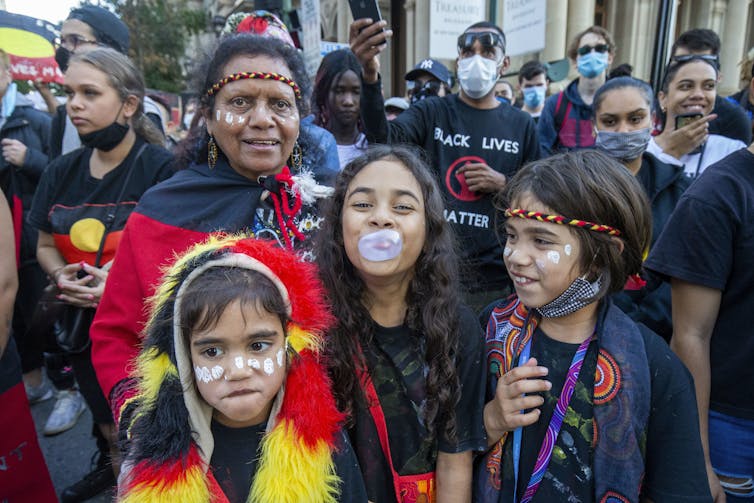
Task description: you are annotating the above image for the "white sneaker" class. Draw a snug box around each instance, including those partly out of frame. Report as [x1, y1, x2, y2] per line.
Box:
[25, 372, 54, 404]
[44, 389, 87, 436]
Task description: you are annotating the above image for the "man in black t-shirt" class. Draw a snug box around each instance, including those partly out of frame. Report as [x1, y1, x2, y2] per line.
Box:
[350, 20, 539, 308]
[646, 144, 754, 503]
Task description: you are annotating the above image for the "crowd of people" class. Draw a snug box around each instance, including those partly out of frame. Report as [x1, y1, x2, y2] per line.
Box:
[1, 4, 753, 503]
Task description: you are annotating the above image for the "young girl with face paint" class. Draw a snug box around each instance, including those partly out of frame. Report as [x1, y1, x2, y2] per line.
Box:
[475, 150, 711, 503]
[316, 145, 487, 503]
[117, 236, 366, 502]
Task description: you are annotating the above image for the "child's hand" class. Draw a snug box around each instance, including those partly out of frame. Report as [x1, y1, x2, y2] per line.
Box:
[483, 357, 551, 446]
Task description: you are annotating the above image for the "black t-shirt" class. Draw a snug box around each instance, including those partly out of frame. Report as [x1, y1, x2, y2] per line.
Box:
[361, 83, 540, 293]
[351, 305, 487, 503]
[28, 140, 174, 265]
[646, 147, 754, 420]
[210, 420, 367, 503]
[495, 318, 710, 502]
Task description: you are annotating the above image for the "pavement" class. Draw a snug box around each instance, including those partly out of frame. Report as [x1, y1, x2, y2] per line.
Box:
[30, 394, 114, 503]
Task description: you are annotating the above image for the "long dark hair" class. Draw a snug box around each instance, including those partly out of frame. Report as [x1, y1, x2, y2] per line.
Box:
[315, 144, 461, 441]
[173, 34, 310, 169]
[311, 49, 362, 131]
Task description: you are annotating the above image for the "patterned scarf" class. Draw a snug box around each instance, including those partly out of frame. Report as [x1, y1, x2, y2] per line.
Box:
[476, 296, 650, 503]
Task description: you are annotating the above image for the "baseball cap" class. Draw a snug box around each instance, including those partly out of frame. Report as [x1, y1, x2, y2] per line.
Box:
[384, 97, 410, 111]
[405, 59, 451, 87]
[68, 5, 130, 54]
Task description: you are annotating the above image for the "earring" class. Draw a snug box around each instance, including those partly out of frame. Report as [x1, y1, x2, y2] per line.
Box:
[208, 135, 218, 169]
[290, 140, 303, 171]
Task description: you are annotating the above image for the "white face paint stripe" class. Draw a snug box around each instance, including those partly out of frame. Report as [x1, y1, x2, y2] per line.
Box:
[194, 366, 211, 383]
[263, 358, 274, 375]
[211, 365, 224, 380]
[248, 358, 260, 369]
[535, 259, 546, 271]
[564, 244, 572, 256]
[276, 349, 284, 367]
[225, 112, 234, 124]
[503, 246, 512, 257]
[547, 250, 561, 264]
[216, 110, 221, 121]
[234, 356, 244, 369]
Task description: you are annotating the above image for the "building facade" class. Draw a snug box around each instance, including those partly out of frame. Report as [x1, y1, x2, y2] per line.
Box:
[199, 0, 754, 98]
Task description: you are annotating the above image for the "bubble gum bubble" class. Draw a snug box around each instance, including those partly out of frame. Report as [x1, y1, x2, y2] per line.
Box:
[358, 229, 402, 262]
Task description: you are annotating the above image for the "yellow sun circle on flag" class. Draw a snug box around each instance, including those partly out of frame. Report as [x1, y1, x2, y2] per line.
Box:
[69, 218, 105, 252]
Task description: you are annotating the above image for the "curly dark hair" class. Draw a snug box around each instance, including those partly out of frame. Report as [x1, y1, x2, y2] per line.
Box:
[311, 49, 363, 131]
[174, 34, 310, 169]
[314, 144, 461, 441]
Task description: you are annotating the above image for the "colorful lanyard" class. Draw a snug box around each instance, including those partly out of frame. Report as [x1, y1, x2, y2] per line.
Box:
[512, 331, 593, 503]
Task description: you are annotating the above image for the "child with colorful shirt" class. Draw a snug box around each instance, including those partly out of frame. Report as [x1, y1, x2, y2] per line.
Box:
[476, 150, 711, 503]
[117, 236, 366, 502]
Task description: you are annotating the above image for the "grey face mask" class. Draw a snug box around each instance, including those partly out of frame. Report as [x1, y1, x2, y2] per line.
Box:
[595, 128, 652, 162]
[535, 275, 602, 318]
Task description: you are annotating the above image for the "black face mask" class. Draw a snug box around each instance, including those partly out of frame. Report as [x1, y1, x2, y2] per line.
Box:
[79, 121, 130, 151]
[55, 46, 70, 73]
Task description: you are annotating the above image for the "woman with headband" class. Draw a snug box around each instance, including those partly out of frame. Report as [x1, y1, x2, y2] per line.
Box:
[89, 35, 333, 431]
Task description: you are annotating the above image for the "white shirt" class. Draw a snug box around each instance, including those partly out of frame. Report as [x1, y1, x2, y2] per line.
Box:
[647, 134, 746, 179]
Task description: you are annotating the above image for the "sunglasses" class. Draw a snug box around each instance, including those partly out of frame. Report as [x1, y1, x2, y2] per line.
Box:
[577, 43, 610, 56]
[670, 53, 720, 68]
[57, 34, 101, 50]
[408, 80, 443, 93]
[457, 31, 505, 53]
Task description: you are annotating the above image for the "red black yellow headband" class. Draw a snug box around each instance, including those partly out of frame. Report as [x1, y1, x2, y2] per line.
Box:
[505, 208, 622, 236]
[206, 71, 302, 100]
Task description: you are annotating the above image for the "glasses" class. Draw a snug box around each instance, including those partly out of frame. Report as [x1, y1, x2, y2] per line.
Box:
[577, 43, 610, 56]
[408, 80, 442, 94]
[457, 31, 506, 54]
[57, 34, 100, 50]
[670, 53, 720, 68]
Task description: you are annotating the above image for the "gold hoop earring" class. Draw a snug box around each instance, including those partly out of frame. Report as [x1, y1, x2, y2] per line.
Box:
[208, 135, 218, 169]
[290, 140, 303, 171]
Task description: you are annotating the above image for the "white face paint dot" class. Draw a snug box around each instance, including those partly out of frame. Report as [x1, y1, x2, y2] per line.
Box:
[210, 365, 224, 380]
[276, 349, 284, 367]
[503, 246, 512, 257]
[547, 251, 561, 264]
[216, 110, 221, 121]
[248, 358, 260, 370]
[237, 115, 245, 125]
[225, 112, 234, 124]
[234, 356, 244, 369]
[263, 358, 274, 375]
[564, 244, 572, 256]
[194, 366, 211, 383]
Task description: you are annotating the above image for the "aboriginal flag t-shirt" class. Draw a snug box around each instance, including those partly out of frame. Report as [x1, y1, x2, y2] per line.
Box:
[28, 139, 174, 265]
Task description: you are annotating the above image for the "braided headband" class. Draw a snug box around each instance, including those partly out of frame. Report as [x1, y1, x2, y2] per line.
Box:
[206, 71, 302, 99]
[505, 208, 622, 236]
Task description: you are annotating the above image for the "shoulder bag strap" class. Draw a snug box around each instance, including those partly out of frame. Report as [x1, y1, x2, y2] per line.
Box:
[359, 366, 405, 501]
[92, 143, 148, 267]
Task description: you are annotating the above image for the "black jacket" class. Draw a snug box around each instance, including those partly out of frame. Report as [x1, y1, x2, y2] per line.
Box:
[0, 97, 51, 265]
[612, 152, 690, 341]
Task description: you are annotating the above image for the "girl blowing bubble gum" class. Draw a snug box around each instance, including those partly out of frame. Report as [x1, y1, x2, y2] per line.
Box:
[117, 236, 366, 502]
[316, 145, 487, 503]
[475, 150, 711, 503]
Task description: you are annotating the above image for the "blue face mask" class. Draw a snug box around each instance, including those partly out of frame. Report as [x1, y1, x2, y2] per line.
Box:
[522, 86, 546, 108]
[577, 52, 609, 79]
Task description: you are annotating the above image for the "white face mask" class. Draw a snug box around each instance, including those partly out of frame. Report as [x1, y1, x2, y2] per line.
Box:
[457, 55, 499, 99]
